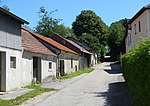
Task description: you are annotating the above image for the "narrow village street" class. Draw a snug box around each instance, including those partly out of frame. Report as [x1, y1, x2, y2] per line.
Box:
[21, 62, 131, 106]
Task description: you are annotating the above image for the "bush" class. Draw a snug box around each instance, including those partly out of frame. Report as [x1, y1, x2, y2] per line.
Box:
[121, 38, 150, 106]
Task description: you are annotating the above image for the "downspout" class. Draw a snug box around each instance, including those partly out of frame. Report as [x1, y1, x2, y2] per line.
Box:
[56, 50, 61, 78]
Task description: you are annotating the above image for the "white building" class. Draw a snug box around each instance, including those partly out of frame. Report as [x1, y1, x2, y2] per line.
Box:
[0, 7, 28, 91]
[21, 27, 57, 86]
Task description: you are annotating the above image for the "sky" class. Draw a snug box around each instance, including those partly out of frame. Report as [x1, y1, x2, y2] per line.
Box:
[1, 0, 150, 29]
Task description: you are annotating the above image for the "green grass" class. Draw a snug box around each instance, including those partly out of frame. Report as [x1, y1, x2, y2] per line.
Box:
[0, 84, 55, 106]
[60, 68, 94, 79]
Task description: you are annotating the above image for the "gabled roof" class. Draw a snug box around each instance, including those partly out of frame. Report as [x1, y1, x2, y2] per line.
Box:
[22, 27, 56, 56]
[66, 38, 92, 55]
[128, 4, 150, 24]
[0, 7, 29, 24]
[22, 27, 78, 55]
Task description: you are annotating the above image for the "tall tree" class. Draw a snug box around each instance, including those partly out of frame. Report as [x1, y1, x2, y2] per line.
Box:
[35, 6, 75, 38]
[35, 6, 61, 37]
[108, 19, 127, 60]
[72, 10, 108, 45]
[78, 33, 101, 53]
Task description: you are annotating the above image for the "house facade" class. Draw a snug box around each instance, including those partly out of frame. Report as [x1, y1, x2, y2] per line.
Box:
[0, 7, 28, 91]
[23, 29, 79, 77]
[126, 4, 150, 52]
[51, 34, 94, 69]
[21, 27, 57, 86]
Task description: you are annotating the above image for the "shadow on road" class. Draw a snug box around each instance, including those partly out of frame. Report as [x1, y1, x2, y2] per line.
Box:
[95, 82, 132, 106]
[104, 63, 122, 74]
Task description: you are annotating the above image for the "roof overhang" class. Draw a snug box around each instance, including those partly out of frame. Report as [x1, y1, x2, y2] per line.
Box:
[128, 5, 150, 24]
[0, 7, 29, 24]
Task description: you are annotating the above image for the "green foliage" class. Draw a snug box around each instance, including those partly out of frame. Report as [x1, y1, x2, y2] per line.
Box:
[35, 6, 75, 38]
[78, 33, 101, 53]
[0, 84, 55, 106]
[72, 10, 108, 45]
[121, 38, 150, 106]
[60, 68, 94, 79]
[108, 19, 127, 60]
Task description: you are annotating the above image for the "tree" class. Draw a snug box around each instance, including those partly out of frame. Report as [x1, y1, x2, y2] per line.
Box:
[108, 19, 127, 60]
[78, 33, 101, 53]
[72, 10, 108, 45]
[35, 6, 61, 37]
[35, 6, 76, 38]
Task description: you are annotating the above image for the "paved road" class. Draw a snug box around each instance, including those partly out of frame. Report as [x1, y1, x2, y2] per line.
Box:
[21, 62, 131, 106]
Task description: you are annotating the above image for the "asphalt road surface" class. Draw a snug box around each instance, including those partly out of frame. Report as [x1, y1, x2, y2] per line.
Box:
[21, 62, 132, 106]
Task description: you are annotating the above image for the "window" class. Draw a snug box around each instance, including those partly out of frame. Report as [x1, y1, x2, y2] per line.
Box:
[49, 62, 52, 69]
[134, 24, 137, 34]
[138, 21, 141, 32]
[10, 57, 16, 68]
[71, 58, 73, 68]
[128, 34, 132, 46]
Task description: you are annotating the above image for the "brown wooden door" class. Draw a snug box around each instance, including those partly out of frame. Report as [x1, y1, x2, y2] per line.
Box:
[33, 57, 41, 82]
[60, 60, 64, 76]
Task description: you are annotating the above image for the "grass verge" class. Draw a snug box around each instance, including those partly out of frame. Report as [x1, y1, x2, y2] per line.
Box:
[0, 84, 55, 106]
[60, 68, 94, 79]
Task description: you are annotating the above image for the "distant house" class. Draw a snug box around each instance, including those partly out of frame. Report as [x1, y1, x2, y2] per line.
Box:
[21, 27, 57, 86]
[0, 7, 28, 91]
[126, 4, 150, 52]
[50, 34, 97, 69]
[67, 38, 97, 68]
[23, 30, 79, 77]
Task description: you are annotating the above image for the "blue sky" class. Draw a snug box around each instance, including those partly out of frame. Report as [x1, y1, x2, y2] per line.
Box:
[1, 0, 150, 29]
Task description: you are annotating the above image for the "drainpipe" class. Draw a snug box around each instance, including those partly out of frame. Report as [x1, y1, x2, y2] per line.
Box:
[56, 50, 61, 78]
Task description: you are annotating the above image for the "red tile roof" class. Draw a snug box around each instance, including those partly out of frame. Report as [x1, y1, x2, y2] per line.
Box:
[22, 27, 78, 55]
[22, 27, 56, 56]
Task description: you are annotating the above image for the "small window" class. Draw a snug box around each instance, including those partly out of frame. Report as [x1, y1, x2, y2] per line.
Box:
[71, 58, 73, 68]
[138, 21, 141, 32]
[49, 62, 52, 69]
[10, 57, 16, 68]
[134, 24, 137, 34]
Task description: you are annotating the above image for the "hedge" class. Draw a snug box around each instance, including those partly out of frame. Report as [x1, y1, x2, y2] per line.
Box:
[121, 38, 150, 106]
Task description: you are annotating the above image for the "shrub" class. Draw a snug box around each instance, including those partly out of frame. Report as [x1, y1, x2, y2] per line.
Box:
[121, 38, 150, 106]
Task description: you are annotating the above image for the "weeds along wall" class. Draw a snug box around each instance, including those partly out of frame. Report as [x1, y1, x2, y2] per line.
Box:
[121, 38, 150, 106]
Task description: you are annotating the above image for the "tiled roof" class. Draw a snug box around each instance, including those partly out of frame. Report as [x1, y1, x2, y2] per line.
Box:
[66, 39, 92, 55]
[22, 27, 78, 55]
[22, 27, 56, 56]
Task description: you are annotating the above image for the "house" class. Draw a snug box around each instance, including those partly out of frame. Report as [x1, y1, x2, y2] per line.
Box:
[0, 7, 28, 91]
[67, 38, 97, 68]
[51, 34, 97, 68]
[21, 27, 57, 86]
[23, 29, 79, 77]
[50, 34, 96, 69]
[126, 4, 150, 52]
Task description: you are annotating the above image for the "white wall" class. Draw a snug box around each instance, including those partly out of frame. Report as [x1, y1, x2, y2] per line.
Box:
[22, 51, 56, 86]
[59, 52, 79, 74]
[0, 46, 22, 91]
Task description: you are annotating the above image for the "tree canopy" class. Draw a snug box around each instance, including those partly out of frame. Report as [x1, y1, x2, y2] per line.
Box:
[108, 19, 127, 59]
[35, 6, 74, 38]
[78, 33, 101, 54]
[72, 10, 108, 45]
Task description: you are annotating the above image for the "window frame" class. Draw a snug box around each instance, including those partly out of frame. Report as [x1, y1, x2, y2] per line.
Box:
[49, 62, 52, 69]
[71, 58, 73, 68]
[134, 24, 137, 34]
[10, 56, 16, 69]
[138, 21, 141, 32]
